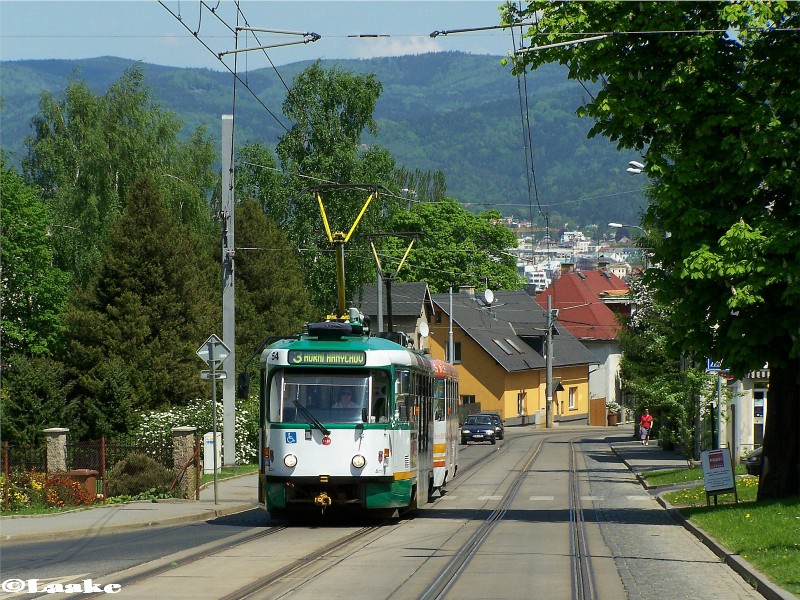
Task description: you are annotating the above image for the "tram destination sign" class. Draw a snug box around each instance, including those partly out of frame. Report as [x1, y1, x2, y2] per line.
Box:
[288, 350, 366, 366]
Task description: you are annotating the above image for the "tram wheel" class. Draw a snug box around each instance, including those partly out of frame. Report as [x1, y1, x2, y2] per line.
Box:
[267, 508, 288, 522]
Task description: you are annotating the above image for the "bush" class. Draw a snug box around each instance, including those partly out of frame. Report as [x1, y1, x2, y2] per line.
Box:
[134, 397, 258, 464]
[106, 453, 174, 498]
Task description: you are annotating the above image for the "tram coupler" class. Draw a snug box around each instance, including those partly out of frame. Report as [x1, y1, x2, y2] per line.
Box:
[314, 492, 332, 513]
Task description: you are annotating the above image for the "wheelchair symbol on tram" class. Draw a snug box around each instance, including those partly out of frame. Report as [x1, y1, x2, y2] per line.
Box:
[285, 432, 297, 444]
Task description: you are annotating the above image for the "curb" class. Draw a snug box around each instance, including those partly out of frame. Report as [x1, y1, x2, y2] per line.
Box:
[1, 502, 256, 544]
[610, 443, 797, 600]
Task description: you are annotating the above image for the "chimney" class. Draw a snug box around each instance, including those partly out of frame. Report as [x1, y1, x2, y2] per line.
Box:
[459, 286, 475, 297]
[561, 262, 575, 274]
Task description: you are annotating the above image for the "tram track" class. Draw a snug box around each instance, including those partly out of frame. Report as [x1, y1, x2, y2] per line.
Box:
[569, 438, 597, 600]
[415, 435, 546, 600]
[231, 440, 528, 599]
[60, 431, 604, 600]
[58, 524, 288, 600]
[222, 525, 385, 600]
[418, 432, 599, 600]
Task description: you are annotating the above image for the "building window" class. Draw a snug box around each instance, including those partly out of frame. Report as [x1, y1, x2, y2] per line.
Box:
[453, 342, 462, 364]
[461, 395, 476, 405]
[569, 387, 577, 410]
[517, 392, 525, 416]
[493, 339, 514, 355]
[435, 311, 442, 323]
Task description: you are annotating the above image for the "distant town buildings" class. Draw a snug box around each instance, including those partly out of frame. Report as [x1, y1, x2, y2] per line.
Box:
[507, 225, 644, 290]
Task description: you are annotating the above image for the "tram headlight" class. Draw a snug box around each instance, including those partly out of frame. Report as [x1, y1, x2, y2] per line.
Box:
[283, 454, 298, 468]
[351, 454, 366, 469]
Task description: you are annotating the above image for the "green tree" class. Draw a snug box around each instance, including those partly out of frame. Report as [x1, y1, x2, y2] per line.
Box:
[507, 1, 799, 498]
[618, 276, 720, 464]
[233, 198, 314, 368]
[236, 143, 288, 226]
[275, 61, 401, 313]
[63, 177, 217, 438]
[383, 199, 524, 293]
[0, 159, 71, 357]
[22, 66, 216, 285]
[0, 354, 74, 446]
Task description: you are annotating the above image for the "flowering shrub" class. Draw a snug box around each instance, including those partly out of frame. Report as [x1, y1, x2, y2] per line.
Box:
[2, 468, 95, 512]
[606, 400, 621, 413]
[133, 397, 258, 464]
[44, 473, 96, 507]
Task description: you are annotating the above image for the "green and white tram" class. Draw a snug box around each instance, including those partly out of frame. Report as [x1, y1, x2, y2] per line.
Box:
[257, 313, 459, 517]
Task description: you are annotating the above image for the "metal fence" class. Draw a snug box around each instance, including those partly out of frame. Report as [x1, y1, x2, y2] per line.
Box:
[3, 433, 199, 511]
[1, 441, 46, 473]
[67, 435, 174, 472]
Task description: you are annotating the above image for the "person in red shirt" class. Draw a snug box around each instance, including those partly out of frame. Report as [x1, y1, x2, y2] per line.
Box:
[639, 409, 654, 445]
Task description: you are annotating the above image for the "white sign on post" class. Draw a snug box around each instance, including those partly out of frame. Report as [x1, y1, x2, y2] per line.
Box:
[701, 449, 735, 493]
[196, 333, 230, 505]
[196, 334, 230, 366]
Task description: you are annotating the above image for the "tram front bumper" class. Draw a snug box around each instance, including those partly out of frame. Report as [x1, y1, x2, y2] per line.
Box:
[264, 475, 412, 510]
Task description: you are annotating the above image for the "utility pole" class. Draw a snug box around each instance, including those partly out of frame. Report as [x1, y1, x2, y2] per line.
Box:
[376, 269, 383, 331]
[448, 287, 454, 364]
[546, 295, 554, 428]
[221, 114, 236, 466]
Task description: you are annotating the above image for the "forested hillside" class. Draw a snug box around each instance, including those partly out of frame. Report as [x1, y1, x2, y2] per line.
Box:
[1, 52, 645, 228]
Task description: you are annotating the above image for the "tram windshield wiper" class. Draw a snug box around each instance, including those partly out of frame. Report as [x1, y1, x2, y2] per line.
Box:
[293, 400, 331, 436]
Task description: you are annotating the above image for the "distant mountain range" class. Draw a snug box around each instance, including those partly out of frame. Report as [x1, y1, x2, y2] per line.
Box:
[0, 52, 646, 229]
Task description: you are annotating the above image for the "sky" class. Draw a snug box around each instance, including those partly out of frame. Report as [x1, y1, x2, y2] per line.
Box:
[1, 1, 519, 70]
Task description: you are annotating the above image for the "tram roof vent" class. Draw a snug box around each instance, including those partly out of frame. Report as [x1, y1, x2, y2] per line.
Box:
[307, 321, 354, 339]
[377, 331, 411, 347]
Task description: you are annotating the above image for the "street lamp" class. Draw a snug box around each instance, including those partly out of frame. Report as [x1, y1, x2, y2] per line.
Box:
[608, 222, 648, 237]
[626, 160, 644, 174]
[608, 222, 650, 269]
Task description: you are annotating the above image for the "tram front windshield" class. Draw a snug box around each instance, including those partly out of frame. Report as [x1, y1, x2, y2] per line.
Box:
[276, 372, 387, 424]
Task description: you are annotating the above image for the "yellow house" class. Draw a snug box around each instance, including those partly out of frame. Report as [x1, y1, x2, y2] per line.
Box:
[428, 289, 596, 426]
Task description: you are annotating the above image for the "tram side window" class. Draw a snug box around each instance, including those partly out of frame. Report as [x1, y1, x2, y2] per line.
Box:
[372, 371, 390, 423]
[413, 372, 431, 452]
[434, 380, 445, 421]
[395, 370, 410, 422]
[268, 372, 284, 422]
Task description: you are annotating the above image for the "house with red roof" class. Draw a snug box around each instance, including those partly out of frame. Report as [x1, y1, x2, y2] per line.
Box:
[535, 265, 631, 423]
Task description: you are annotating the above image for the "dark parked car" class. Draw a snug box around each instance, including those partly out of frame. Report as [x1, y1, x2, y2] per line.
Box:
[477, 412, 505, 440]
[745, 447, 762, 476]
[461, 414, 497, 445]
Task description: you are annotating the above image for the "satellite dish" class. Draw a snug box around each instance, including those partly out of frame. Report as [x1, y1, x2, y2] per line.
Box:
[484, 289, 495, 305]
[419, 322, 430, 338]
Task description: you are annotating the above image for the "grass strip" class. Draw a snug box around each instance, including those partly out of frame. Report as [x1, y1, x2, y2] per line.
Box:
[661, 476, 799, 596]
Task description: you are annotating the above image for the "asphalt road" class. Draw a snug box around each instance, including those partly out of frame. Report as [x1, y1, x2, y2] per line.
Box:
[0, 508, 271, 583]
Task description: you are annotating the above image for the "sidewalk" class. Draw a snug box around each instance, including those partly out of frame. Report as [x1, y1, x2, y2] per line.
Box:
[607, 428, 797, 600]
[606, 429, 690, 480]
[0, 473, 259, 543]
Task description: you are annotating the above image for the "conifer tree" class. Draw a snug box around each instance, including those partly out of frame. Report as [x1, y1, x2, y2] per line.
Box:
[63, 177, 217, 438]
